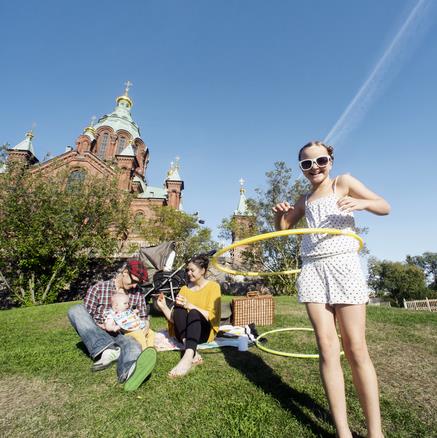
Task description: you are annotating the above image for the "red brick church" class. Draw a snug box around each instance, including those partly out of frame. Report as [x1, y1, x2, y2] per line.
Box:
[5, 83, 184, 248]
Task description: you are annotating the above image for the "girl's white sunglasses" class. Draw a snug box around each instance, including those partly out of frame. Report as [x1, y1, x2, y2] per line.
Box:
[299, 155, 331, 171]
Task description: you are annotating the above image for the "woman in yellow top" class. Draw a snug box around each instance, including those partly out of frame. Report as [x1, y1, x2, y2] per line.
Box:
[156, 254, 221, 378]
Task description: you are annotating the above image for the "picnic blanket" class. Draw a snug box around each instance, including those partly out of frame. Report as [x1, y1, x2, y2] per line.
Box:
[153, 324, 257, 352]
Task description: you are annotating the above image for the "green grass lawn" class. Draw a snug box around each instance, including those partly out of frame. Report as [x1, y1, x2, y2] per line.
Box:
[1, 296, 436, 437]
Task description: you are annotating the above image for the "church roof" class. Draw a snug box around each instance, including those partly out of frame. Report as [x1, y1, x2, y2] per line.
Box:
[234, 178, 252, 216]
[11, 131, 36, 156]
[133, 176, 167, 200]
[93, 82, 140, 139]
[139, 185, 167, 199]
[118, 142, 136, 157]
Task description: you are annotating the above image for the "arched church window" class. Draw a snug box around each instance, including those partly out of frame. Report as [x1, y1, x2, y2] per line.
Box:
[97, 132, 109, 159]
[116, 136, 127, 155]
[133, 211, 145, 233]
[67, 169, 86, 190]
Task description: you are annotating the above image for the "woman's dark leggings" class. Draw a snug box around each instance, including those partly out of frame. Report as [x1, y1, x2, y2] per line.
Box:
[173, 307, 211, 353]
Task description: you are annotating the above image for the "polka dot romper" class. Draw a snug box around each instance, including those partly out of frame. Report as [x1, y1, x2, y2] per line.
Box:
[296, 177, 369, 305]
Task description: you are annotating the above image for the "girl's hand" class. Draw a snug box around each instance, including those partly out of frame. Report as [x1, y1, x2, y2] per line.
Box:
[273, 197, 305, 231]
[156, 292, 166, 309]
[272, 202, 294, 215]
[337, 196, 368, 213]
[176, 294, 190, 310]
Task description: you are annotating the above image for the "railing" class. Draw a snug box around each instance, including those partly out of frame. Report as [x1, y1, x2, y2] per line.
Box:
[403, 297, 437, 312]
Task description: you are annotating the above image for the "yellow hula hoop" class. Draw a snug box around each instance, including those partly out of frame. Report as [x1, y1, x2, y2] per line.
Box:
[211, 228, 363, 277]
[255, 327, 345, 359]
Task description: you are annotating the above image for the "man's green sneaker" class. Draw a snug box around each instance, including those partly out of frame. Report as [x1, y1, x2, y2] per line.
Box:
[124, 347, 157, 392]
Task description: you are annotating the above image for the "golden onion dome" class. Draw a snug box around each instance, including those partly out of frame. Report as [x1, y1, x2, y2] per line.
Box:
[116, 94, 133, 107]
[116, 80, 133, 107]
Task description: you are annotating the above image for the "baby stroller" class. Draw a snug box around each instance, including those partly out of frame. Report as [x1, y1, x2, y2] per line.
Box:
[138, 241, 187, 312]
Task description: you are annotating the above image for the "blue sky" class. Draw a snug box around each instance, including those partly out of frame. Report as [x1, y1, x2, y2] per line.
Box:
[1, 0, 436, 262]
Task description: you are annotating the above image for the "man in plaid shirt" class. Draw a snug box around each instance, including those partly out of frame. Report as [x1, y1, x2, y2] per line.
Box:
[83, 277, 148, 326]
[68, 260, 153, 391]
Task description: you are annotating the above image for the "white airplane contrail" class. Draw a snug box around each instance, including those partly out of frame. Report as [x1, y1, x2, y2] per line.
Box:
[324, 0, 431, 146]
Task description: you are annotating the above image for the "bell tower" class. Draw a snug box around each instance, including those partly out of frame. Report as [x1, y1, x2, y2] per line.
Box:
[232, 178, 255, 265]
[165, 157, 184, 209]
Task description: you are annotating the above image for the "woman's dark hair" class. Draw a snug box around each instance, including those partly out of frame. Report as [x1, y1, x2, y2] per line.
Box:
[298, 141, 334, 161]
[188, 254, 209, 272]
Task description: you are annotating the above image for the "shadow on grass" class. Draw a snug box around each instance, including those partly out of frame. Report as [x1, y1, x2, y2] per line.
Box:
[76, 341, 89, 356]
[222, 348, 336, 437]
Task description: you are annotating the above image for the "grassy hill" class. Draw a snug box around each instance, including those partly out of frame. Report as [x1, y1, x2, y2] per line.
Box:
[1, 296, 436, 437]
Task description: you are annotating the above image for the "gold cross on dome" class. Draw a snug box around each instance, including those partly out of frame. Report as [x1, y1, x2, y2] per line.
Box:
[239, 177, 245, 187]
[124, 80, 133, 95]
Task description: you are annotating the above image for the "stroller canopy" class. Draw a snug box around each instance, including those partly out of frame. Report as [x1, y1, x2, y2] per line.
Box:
[139, 241, 176, 272]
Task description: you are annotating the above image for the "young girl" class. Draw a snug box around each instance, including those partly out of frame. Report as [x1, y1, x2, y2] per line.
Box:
[273, 141, 390, 438]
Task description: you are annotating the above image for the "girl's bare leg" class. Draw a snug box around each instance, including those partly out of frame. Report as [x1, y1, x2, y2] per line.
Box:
[306, 303, 352, 438]
[336, 304, 383, 438]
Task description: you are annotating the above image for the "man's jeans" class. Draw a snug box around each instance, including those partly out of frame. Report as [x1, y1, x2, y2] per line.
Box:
[67, 304, 142, 382]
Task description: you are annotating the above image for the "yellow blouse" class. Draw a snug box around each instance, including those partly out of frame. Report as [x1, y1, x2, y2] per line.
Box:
[169, 281, 221, 342]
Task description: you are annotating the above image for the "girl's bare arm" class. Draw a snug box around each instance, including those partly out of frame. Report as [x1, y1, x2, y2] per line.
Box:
[337, 174, 390, 216]
[273, 196, 306, 230]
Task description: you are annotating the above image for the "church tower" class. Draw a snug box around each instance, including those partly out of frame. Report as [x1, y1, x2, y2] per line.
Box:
[165, 157, 184, 209]
[232, 178, 255, 265]
[5, 82, 185, 249]
[76, 81, 149, 182]
[7, 129, 39, 166]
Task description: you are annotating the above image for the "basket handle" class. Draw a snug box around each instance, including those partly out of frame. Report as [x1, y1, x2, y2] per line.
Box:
[246, 291, 260, 297]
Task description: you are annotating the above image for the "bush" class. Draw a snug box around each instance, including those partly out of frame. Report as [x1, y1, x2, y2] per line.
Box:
[0, 163, 131, 305]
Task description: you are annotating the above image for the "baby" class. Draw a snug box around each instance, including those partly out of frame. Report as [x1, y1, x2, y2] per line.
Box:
[105, 293, 151, 350]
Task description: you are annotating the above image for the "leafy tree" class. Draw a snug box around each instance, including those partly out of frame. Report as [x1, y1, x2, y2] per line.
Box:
[406, 252, 437, 290]
[368, 257, 428, 306]
[0, 143, 9, 164]
[138, 205, 216, 265]
[220, 161, 310, 295]
[0, 162, 131, 305]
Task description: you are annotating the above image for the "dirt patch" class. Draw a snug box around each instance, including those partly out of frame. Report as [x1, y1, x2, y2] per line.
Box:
[367, 327, 437, 427]
[33, 315, 72, 332]
[0, 376, 70, 436]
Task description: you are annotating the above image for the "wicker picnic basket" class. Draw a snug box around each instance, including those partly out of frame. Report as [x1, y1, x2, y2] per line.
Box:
[231, 292, 275, 326]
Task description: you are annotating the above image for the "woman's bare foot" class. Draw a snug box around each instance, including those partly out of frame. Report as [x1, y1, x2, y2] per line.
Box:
[192, 352, 203, 366]
[168, 349, 195, 378]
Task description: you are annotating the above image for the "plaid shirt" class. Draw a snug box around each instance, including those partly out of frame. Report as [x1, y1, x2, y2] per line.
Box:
[83, 279, 148, 324]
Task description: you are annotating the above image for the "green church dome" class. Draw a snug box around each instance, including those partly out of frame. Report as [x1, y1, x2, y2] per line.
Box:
[93, 81, 140, 139]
